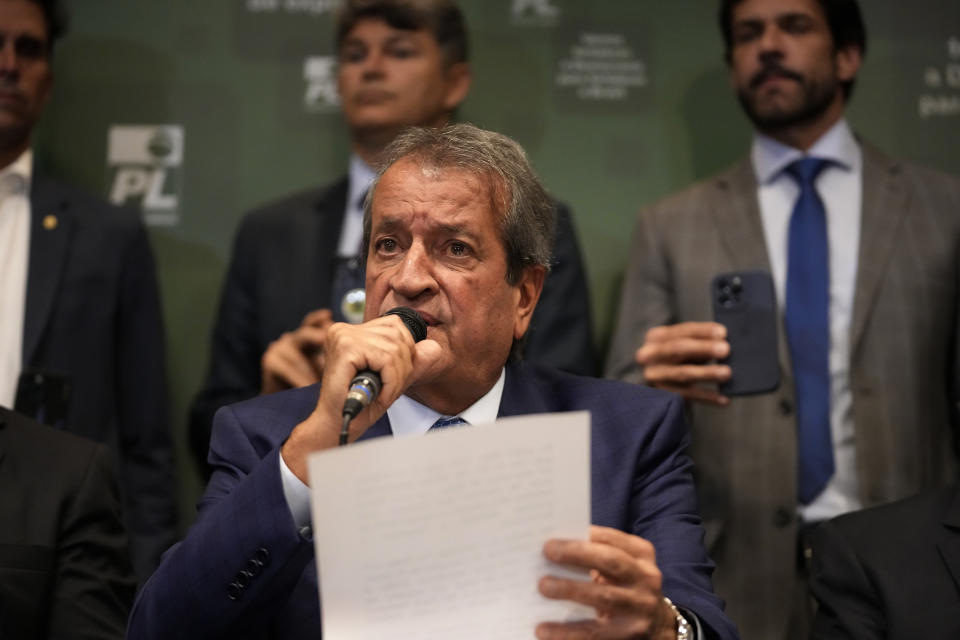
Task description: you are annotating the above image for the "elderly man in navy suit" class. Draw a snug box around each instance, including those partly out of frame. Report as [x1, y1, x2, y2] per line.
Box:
[188, 0, 596, 479]
[130, 124, 738, 640]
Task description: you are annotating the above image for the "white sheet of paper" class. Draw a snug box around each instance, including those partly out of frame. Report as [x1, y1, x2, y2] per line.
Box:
[307, 410, 593, 639]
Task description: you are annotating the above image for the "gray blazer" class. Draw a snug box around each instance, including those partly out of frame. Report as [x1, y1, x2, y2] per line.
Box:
[606, 141, 960, 640]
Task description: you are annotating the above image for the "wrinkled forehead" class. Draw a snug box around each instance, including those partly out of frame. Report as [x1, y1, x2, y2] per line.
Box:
[372, 160, 498, 229]
[375, 157, 505, 220]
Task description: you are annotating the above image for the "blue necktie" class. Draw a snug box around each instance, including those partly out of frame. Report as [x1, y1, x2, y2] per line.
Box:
[784, 157, 834, 505]
[429, 416, 467, 431]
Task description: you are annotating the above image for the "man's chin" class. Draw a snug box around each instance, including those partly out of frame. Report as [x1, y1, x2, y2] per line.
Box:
[0, 120, 30, 152]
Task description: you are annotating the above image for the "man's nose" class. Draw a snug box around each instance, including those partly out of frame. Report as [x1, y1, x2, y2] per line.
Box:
[0, 40, 19, 75]
[757, 25, 786, 56]
[391, 245, 437, 300]
[360, 49, 387, 79]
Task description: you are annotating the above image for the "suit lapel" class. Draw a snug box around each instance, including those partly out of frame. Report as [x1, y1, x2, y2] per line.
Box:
[22, 174, 73, 364]
[306, 177, 348, 310]
[711, 158, 772, 272]
[849, 143, 909, 358]
[497, 365, 548, 418]
[356, 415, 392, 442]
[270, 177, 349, 338]
[937, 486, 960, 594]
[710, 159, 795, 385]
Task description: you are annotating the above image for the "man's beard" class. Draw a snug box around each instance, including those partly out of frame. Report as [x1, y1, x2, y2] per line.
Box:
[736, 62, 840, 133]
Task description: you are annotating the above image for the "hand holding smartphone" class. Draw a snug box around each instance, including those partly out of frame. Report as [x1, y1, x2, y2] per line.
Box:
[711, 271, 781, 396]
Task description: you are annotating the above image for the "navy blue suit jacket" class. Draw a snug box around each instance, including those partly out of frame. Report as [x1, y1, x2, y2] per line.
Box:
[131, 365, 738, 639]
[19, 174, 176, 585]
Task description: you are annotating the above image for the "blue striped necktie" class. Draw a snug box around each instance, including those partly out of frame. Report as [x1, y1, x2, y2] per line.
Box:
[784, 157, 834, 505]
[429, 416, 467, 431]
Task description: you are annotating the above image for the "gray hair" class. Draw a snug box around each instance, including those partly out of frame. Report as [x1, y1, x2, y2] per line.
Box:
[362, 123, 555, 285]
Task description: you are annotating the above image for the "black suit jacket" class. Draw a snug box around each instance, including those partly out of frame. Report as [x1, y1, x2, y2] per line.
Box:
[17, 174, 178, 583]
[189, 176, 596, 471]
[0, 407, 135, 639]
[810, 484, 960, 639]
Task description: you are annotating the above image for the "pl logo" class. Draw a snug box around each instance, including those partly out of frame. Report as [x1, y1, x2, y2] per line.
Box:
[304, 56, 340, 112]
[512, 0, 560, 25]
[107, 125, 184, 226]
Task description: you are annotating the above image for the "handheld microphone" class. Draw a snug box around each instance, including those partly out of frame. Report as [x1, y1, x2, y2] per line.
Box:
[339, 307, 428, 445]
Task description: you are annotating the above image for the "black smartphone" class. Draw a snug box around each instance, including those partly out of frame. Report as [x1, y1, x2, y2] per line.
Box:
[14, 368, 73, 427]
[711, 270, 781, 396]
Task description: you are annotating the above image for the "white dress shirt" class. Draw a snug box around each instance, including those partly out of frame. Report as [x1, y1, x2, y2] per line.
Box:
[752, 119, 863, 522]
[336, 155, 376, 257]
[280, 369, 507, 530]
[0, 149, 33, 408]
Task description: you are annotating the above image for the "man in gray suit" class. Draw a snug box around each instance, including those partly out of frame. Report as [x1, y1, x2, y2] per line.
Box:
[606, 0, 960, 638]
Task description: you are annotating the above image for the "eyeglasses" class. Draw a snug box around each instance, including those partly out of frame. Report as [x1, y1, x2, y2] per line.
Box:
[0, 34, 49, 62]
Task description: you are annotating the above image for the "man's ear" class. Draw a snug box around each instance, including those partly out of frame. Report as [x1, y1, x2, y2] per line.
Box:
[441, 62, 472, 112]
[835, 45, 862, 85]
[513, 265, 546, 341]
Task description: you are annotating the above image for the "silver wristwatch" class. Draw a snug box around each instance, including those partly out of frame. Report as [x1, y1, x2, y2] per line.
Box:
[663, 597, 692, 640]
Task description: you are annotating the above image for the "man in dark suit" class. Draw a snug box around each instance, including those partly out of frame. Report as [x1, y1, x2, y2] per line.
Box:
[0, 0, 177, 583]
[188, 0, 596, 476]
[605, 0, 960, 638]
[0, 406, 136, 639]
[809, 484, 960, 639]
[130, 124, 739, 640]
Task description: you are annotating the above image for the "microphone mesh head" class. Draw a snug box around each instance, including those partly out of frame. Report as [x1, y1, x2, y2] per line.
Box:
[385, 307, 427, 342]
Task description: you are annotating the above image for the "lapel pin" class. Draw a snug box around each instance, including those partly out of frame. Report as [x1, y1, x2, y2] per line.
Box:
[43, 214, 58, 230]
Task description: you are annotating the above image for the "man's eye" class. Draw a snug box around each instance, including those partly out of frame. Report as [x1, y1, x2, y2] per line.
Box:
[340, 46, 367, 64]
[388, 47, 415, 59]
[448, 242, 469, 257]
[15, 36, 46, 60]
[376, 238, 398, 253]
[732, 24, 761, 43]
[781, 17, 814, 34]
[0, 35, 48, 60]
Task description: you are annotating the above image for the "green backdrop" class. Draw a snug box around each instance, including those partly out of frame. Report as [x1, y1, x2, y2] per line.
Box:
[34, 0, 960, 524]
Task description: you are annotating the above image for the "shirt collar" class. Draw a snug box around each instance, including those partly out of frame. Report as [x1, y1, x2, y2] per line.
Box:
[751, 118, 860, 185]
[0, 148, 33, 196]
[347, 154, 376, 211]
[387, 368, 506, 437]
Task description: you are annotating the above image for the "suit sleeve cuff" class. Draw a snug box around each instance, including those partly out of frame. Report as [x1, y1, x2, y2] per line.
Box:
[278, 450, 312, 530]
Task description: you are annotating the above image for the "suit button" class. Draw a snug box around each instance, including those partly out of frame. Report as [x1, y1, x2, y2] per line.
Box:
[255, 547, 270, 566]
[773, 507, 793, 528]
[778, 399, 793, 416]
[227, 582, 243, 601]
[236, 570, 252, 587]
[245, 558, 263, 576]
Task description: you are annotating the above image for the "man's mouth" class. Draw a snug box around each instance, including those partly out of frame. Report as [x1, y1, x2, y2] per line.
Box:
[355, 89, 393, 105]
[416, 312, 440, 328]
[0, 90, 25, 106]
[751, 67, 803, 90]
